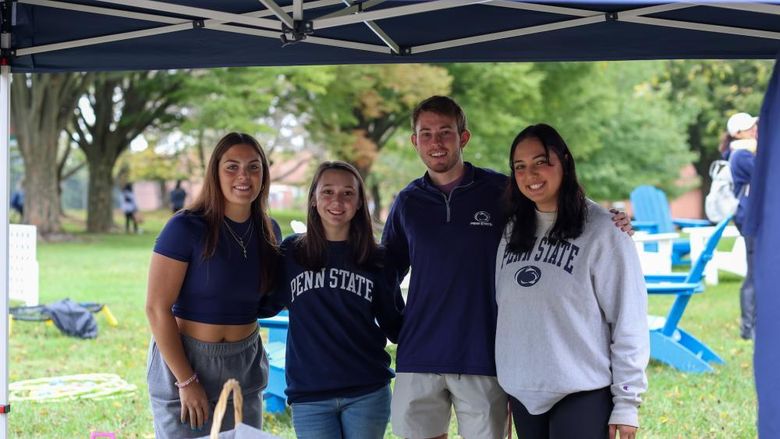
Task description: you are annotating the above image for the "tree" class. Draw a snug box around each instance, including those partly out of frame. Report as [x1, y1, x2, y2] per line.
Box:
[297, 64, 451, 219]
[447, 62, 694, 201]
[178, 66, 332, 173]
[118, 141, 189, 209]
[11, 73, 93, 235]
[446, 63, 544, 169]
[69, 71, 189, 232]
[538, 62, 695, 200]
[650, 60, 772, 199]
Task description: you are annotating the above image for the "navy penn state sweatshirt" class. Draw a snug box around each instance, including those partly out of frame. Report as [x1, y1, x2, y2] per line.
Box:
[382, 162, 508, 376]
[260, 235, 404, 403]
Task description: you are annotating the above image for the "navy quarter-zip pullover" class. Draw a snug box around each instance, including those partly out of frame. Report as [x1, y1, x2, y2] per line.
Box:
[382, 162, 508, 375]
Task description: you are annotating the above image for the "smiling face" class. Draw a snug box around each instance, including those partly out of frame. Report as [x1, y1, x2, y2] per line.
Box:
[218, 143, 263, 219]
[512, 136, 564, 213]
[314, 169, 361, 241]
[412, 111, 471, 185]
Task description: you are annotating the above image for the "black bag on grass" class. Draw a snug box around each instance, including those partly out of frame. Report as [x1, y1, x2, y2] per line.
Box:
[43, 299, 98, 339]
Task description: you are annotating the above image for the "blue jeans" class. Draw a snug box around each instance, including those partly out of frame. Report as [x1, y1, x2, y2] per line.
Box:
[291, 385, 391, 439]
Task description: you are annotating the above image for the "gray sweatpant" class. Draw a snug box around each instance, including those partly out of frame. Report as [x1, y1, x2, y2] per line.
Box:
[147, 329, 269, 438]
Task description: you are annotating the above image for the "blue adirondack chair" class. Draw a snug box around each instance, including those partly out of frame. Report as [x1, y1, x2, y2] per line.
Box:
[258, 310, 289, 413]
[644, 215, 732, 373]
[630, 185, 711, 265]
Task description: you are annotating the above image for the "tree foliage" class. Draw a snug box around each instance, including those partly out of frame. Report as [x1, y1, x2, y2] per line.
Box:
[649, 60, 772, 197]
[70, 71, 190, 232]
[448, 62, 695, 201]
[294, 64, 451, 217]
[179, 66, 332, 172]
[11, 73, 93, 235]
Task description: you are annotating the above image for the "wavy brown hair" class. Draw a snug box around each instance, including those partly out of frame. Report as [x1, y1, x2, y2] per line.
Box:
[295, 161, 381, 270]
[188, 132, 279, 293]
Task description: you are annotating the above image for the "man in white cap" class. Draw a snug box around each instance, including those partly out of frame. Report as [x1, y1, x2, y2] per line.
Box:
[726, 111, 758, 340]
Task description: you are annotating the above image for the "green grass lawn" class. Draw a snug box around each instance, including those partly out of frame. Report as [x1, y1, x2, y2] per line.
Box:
[9, 211, 756, 438]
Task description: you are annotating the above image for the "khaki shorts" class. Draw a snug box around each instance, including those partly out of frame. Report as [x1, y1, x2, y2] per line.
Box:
[391, 373, 508, 439]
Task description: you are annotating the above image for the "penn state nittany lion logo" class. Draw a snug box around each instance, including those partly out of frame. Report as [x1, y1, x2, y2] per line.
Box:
[470, 210, 493, 226]
[515, 265, 541, 287]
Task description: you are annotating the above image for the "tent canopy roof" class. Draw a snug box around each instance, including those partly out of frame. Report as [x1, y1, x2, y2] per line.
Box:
[6, 0, 780, 72]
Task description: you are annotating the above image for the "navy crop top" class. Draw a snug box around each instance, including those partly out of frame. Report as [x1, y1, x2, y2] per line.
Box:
[153, 211, 280, 325]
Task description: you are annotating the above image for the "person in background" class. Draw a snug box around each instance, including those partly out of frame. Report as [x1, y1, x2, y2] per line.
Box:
[725, 112, 758, 340]
[260, 161, 403, 439]
[10, 179, 24, 220]
[170, 180, 187, 214]
[121, 183, 139, 234]
[145, 132, 280, 438]
[495, 123, 649, 439]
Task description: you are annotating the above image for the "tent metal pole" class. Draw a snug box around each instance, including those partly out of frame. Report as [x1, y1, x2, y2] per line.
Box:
[704, 2, 780, 16]
[92, 0, 281, 29]
[413, 14, 604, 54]
[314, 0, 490, 29]
[486, 1, 596, 17]
[21, 0, 183, 24]
[0, 63, 10, 439]
[22, 0, 342, 22]
[623, 15, 780, 40]
[293, 0, 303, 21]
[316, 0, 386, 20]
[256, 0, 295, 29]
[338, 0, 400, 54]
[16, 23, 192, 57]
[18, 0, 381, 57]
[206, 22, 391, 53]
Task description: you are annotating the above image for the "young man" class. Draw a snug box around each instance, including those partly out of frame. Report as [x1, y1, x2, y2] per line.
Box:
[382, 96, 509, 439]
[383, 96, 631, 439]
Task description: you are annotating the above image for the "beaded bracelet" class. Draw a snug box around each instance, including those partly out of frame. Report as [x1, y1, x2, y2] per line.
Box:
[174, 373, 199, 389]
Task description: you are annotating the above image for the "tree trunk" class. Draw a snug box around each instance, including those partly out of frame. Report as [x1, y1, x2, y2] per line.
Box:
[86, 160, 116, 233]
[370, 182, 383, 223]
[10, 74, 89, 235]
[21, 148, 62, 234]
[158, 179, 168, 209]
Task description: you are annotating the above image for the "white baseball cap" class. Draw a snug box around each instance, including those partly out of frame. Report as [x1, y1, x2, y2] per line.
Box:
[727, 112, 758, 136]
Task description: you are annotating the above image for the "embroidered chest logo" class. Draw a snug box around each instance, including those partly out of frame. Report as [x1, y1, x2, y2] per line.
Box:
[515, 265, 541, 287]
[469, 210, 493, 227]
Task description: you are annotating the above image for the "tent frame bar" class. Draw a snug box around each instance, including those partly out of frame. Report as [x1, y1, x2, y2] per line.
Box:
[16, 0, 394, 57]
[10, 1, 780, 64]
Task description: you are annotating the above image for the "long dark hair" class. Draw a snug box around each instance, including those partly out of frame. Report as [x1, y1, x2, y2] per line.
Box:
[504, 124, 587, 253]
[295, 161, 380, 270]
[188, 132, 279, 294]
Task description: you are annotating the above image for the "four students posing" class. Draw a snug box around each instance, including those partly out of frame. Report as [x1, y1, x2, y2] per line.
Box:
[146, 96, 648, 438]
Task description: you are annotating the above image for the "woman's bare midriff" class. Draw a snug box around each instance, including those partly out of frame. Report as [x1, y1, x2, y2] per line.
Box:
[176, 317, 257, 343]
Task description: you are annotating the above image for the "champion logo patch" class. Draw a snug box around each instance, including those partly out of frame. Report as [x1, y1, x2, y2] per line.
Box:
[469, 210, 493, 226]
[515, 265, 541, 287]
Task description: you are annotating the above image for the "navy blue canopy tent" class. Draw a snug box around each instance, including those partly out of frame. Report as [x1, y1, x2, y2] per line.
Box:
[1, 0, 779, 436]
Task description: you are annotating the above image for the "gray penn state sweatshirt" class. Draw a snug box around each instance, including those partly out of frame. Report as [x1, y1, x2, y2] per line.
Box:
[495, 201, 649, 427]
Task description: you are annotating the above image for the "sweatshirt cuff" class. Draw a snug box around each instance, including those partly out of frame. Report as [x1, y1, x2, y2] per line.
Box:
[609, 402, 639, 428]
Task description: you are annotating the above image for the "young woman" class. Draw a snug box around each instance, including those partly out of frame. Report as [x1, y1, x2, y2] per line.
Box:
[146, 132, 279, 438]
[495, 124, 649, 439]
[121, 183, 139, 233]
[260, 161, 403, 439]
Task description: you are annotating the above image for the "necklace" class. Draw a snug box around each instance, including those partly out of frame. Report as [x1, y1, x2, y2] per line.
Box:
[223, 219, 254, 259]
